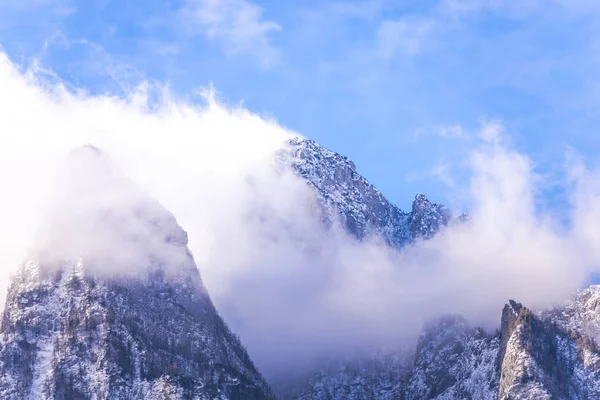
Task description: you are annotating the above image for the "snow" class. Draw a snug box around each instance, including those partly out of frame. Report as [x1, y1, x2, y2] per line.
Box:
[0, 146, 272, 399]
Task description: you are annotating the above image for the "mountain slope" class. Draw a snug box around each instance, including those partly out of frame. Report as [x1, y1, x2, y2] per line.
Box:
[287, 137, 453, 248]
[497, 299, 600, 399]
[0, 146, 272, 400]
[296, 349, 413, 400]
[406, 315, 499, 400]
[295, 287, 600, 400]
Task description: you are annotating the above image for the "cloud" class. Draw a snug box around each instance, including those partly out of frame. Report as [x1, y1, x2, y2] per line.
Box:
[431, 162, 456, 187]
[405, 162, 456, 188]
[377, 16, 435, 58]
[182, 0, 282, 67]
[440, 124, 465, 138]
[2, 49, 600, 386]
[373, 0, 599, 60]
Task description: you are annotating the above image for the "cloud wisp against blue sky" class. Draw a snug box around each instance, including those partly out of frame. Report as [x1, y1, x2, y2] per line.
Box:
[1, 0, 600, 212]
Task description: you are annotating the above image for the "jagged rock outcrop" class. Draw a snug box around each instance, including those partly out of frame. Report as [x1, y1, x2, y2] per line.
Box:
[287, 138, 453, 247]
[408, 194, 451, 240]
[0, 146, 272, 400]
[497, 300, 600, 399]
[294, 287, 600, 400]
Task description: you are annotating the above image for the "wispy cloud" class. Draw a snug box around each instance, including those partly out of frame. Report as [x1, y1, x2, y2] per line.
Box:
[377, 16, 434, 58]
[440, 124, 466, 138]
[374, 0, 589, 60]
[182, 0, 282, 67]
[413, 124, 469, 141]
[405, 162, 456, 187]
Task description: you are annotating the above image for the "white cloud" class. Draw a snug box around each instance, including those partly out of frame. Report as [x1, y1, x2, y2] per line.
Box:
[440, 124, 465, 137]
[377, 16, 434, 58]
[183, 0, 282, 67]
[431, 162, 456, 186]
[479, 119, 504, 144]
[374, 0, 596, 60]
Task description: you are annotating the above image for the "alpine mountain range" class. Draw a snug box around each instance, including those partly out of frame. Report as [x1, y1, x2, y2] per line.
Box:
[0, 138, 599, 399]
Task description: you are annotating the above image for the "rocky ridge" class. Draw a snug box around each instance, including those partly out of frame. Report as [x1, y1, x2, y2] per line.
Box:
[295, 288, 600, 400]
[287, 137, 453, 248]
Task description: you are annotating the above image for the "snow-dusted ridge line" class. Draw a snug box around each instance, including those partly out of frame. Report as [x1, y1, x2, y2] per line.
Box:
[286, 137, 454, 248]
[295, 287, 600, 399]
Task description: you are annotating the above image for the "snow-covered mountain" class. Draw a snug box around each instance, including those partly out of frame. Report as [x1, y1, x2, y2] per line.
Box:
[294, 288, 600, 400]
[0, 146, 272, 399]
[281, 138, 600, 399]
[287, 137, 454, 248]
[1, 139, 599, 400]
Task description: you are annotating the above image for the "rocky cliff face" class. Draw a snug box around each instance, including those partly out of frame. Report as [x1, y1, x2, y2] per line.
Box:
[287, 138, 453, 247]
[406, 315, 499, 400]
[497, 299, 600, 399]
[295, 287, 600, 400]
[544, 285, 600, 344]
[0, 146, 272, 400]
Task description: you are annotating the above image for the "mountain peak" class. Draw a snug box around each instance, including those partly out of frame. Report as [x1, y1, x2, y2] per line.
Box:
[413, 193, 430, 204]
[286, 138, 462, 247]
[507, 299, 523, 316]
[409, 194, 452, 240]
[0, 147, 273, 399]
[35, 145, 188, 277]
[63, 143, 113, 172]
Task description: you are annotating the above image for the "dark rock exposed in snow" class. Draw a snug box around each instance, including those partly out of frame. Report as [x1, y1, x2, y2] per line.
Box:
[497, 299, 600, 399]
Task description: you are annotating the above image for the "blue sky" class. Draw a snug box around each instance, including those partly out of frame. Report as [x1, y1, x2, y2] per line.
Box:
[1, 0, 600, 211]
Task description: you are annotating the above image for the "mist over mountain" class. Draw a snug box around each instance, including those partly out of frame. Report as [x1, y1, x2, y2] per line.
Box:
[1, 50, 600, 399]
[296, 289, 600, 400]
[0, 145, 272, 399]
